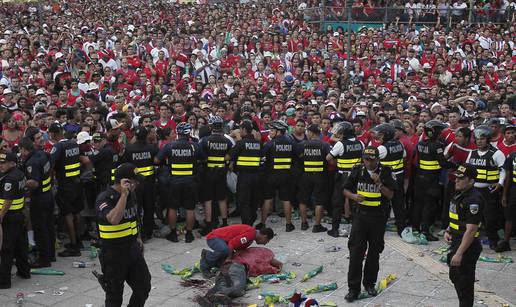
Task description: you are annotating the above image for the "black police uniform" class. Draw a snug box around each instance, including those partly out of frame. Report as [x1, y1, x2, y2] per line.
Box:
[123, 142, 158, 238]
[199, 133, 233, 202]
[263, 135, 296, 201]
[91, 142, 119, 190]
[0, 166, 30, 288]
[24, 150, 55, 264]
[344, 164, 395, 294]
[447, 187, 483, 307]
[504, 152, 516, 225]
[231, 135, 263, 225]
[96, 187, 151, 307]
[156, 137, 199, 210]
[466, 147, 504, 246]
[296, 139, 331, 207]
[379, 139, 407, 234]
[329, 138, 364, 229]
[51, 139, 84, 216]
[413, 138, 452, 233]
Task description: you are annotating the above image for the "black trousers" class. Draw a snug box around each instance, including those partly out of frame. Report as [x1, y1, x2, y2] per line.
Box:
[331, 172, 350, 229]
[477, 187, 502, 244]
[30, 193, 56, 263]
[237, 172, 262, 226]
[0, 212, 30, 287]
[447, 238, 482, 307]
[347, 209, 387, 292]
[99, 241, 151, 307]
[412, 174, 441, 232]
[391, 173, 406, 234]
[136, 179, 156, 237]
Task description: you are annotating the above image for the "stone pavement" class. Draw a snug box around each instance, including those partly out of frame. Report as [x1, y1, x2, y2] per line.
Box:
[0, 217, 515, 307]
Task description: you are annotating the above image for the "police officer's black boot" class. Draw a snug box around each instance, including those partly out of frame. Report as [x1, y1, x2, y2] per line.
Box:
[327, 220, 340, 237]
[199, 221, 212, 237]
[344, 289, 359, 302]
[166, 229, 179, 242]
[185, 231, 194, 243]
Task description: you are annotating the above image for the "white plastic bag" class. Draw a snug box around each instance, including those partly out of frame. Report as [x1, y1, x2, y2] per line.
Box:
[226, 171, 237, 194]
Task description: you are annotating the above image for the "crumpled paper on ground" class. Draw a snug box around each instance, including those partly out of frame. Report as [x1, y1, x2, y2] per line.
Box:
[358, 274, 397, 299]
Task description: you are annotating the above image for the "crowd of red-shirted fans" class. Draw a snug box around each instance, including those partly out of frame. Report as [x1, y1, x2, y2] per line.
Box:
[0, 0, 515, 268]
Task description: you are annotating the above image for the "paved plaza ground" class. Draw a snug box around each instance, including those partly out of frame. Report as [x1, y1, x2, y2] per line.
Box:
[0, 216, 515, 307]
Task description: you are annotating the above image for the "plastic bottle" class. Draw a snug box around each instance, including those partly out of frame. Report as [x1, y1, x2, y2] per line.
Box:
[16, 292, 24, 306]
[72, 261, 91, 268]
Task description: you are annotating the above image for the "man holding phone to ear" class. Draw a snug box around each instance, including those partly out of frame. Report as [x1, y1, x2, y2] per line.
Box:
[95, 163, 151, 307]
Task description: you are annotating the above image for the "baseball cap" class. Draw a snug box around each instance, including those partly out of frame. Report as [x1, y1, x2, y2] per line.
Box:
[0, 152, 17, 163]
[36, 88, 46, 96]
[114, 163, 144, 182]
[76, 131, 92, 144]
[455, 164, 477, 180]
[362, 146, 379, 160]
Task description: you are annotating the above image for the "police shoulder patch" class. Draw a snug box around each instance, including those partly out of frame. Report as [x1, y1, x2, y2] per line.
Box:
[436, 148, 443, 154]
[469, 204, 479, 215]
[4, 183, 11, 191]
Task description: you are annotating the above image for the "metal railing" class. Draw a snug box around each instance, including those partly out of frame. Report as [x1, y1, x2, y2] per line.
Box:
[302, 4, 514, 27]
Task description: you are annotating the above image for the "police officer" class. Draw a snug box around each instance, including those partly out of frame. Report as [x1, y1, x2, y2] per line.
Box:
[258, 120, 296, 232]
[466, 125, 505, 250]
[444, 164, 483, 307]
[50, 123, 88, 257]
[199, 116, 233, 235]
[413, 120, 453, 241]
[230, 120, 263, 226]
[0, 152, 30, 289]
[90, 132, 118, 193]
[371, 123, 407, 235]
[155, 122, 199, 243]
[123, 127, 158, 242]
[343, 146, 395, 302]
[95, 163, 151, 307]
[499, 130, 516, 252]
[326, 121, 364, 237]
[296, 124, 331, 232]
[19, 137, 55, 268]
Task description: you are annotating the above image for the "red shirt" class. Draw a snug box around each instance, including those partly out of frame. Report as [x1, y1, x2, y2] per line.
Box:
[232, 247, 279, 277]
[497, 139, 516, 157]
[206, 224, 257, 251]
[446, 142, 476, 182]
[154, 119, 177, 131]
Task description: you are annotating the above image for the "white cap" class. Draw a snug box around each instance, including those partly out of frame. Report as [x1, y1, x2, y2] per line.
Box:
[127, 25, 135, 32]
[3, 88, 12, 95]
[0, 39, 6, 45]
[486, 62, 494, 67]
[182, 74, 190, 80]
[356, 111, 366, 116]
[36, 88, 46, 96]
[333, 31, 339, 37]
[430, 102, 442, 110]
[325, 102, 337, 109]
[3, 30, 12, 35]
[423, 63, 431, 69]
[76, 131, 92, 144]
[88, 82, 99, 90]
[264, 51, 273, 57]
[55, 52, 64, 59]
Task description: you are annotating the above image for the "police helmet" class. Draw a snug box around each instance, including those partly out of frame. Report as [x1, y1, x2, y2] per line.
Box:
[473, 125, 492, 139]
[424, 120, 446, 140]
[176, 122, 192, 135]
[371, 123, 395, 142]
[331, 121, 354, 139]
[271, 120, 288, 131]
[390, 119, 405, 132]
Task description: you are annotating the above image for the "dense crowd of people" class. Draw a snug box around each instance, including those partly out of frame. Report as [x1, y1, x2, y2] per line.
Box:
[0, 0, 514, 302]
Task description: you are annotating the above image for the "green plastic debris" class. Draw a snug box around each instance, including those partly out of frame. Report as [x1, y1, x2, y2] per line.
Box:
[433, 245, 450, 255]
[30, 268, 65, 275]
[258, 271, 296, 282]
[401, 227, 428, 245]
[246, 277, 261, 290]
[161, 262, 201, 279]
[385, 223, 397, 232]
[439, 255, 447, 263]
[301, 265, 323, 282]
[479, 255, 513, 263]
[260, 291, 289, 304]
[303, 282, 338, 294]
[320, 301, 337, 307]
[89, 246, 98, 259]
